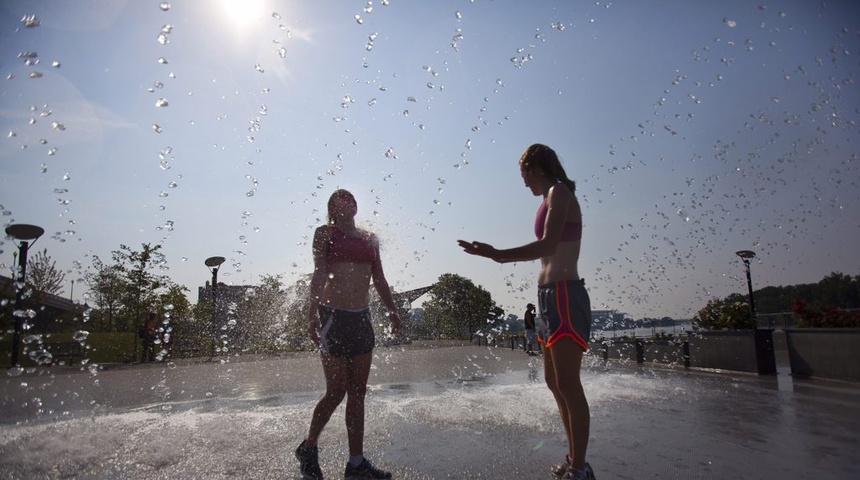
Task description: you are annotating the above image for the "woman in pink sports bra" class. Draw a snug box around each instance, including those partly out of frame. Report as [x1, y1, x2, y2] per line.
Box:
[458, 144, 596, 480]
[295, 189, 401, 480]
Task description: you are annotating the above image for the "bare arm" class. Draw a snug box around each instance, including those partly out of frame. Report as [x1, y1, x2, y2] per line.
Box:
[458, 184, 572, 263]
[307, 226, 331, 345]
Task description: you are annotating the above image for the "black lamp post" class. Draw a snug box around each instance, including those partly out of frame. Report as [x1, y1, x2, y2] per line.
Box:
[5, 223, 44, 367]
[736, 250, 757, 319]
[205, 256, 225, 357]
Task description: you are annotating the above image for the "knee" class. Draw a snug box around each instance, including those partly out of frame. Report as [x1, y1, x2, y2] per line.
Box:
[322, 388, 347, 404]
[347, 383, 368, 399]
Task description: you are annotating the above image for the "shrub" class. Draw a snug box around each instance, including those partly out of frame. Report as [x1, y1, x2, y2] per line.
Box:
[789, 299, 860, 328]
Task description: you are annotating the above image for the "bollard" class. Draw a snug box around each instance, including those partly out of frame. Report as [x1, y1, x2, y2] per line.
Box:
[682, 341, 690, 368]
[635, 340, 645, 364]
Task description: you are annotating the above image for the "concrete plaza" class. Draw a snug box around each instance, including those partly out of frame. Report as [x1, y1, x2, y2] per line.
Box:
[1, 341, 858, 479]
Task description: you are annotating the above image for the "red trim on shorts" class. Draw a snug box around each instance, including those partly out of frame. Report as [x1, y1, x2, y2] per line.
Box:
[545, 281, 589, 351]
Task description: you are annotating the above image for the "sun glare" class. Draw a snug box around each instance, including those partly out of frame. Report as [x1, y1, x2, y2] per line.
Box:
[218, 0, 267, 30]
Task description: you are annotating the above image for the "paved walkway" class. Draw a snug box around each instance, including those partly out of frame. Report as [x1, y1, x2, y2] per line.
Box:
[1, 342, 858, 479]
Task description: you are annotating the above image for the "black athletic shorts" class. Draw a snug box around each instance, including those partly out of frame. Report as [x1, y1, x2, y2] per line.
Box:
[318, 305, 375, 357]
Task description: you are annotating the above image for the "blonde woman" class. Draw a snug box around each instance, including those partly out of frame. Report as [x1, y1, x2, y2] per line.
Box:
[296, 189, 401, 480]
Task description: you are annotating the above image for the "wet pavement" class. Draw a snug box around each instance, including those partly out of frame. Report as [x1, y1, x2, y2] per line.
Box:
[1, 341, 858, 479]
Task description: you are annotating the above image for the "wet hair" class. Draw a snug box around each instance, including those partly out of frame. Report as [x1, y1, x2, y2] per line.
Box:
[327, 189, 356, 225]
[519, 143, 576, 193]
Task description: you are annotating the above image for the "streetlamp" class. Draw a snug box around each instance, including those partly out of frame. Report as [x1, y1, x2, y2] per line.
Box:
[5, 223, 44, 367]
[205, 256, 225, 358]
[736, 250, 757, 319]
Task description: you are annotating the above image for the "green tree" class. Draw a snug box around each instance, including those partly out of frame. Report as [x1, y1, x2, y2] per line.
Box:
[85, 256, 125, 331]
[84, 243, 186, 360]
[422, 273, 500, 338]
[156, 283, 191, 359]
[26, 248, 66, 297]
[233, 274, 288, 353]
[692, 298, 755, 330]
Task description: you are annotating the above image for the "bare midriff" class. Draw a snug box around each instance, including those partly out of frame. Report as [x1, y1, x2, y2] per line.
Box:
[537, 240, 581, 286]
[319, 262, 373, 310]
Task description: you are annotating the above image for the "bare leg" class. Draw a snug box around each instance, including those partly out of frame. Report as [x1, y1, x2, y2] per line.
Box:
[543, 346, 572, 447]
[545, 338, 590, 470]
[306, 354, 349, 445]
[345, 352, 373, 456]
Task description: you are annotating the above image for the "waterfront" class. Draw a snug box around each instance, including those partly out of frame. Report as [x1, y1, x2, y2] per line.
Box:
[1, 343, 858, 479]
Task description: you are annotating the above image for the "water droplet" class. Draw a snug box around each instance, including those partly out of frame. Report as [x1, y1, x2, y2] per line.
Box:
[255, 64, 264, 73]
[155, 98, 168, 107]
[152, 124, 163, 133]
[51, 122, 65, 131]
[157, 57, 168, 64]
[354, 14, 363, 25]
[384, 147, 396, 159]
[157, 33, 169, 45]
[29, 71, 43, 79]
[723, 18, 737, 28]
[159, 2, 170, 11]
[21, 15, 40, 28]
[52, 60, 61, 68]
[72, 330, 89, 342]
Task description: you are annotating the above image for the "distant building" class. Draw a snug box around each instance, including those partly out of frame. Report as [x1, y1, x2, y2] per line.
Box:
[0, 274, 81, 333]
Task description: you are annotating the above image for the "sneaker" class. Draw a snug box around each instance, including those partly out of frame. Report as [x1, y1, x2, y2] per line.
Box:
[295, 440, 324, 480]
[550, 455, 571, 478]
[344, 458, 392, 480]
[561, 463, 596, 480]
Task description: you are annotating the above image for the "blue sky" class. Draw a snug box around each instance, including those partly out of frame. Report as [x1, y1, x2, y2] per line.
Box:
[1, 0, 858, 319]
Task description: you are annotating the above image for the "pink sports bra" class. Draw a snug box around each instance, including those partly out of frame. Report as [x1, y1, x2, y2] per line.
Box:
[534, 198, 582, 242]
[326, 227, 378, 264]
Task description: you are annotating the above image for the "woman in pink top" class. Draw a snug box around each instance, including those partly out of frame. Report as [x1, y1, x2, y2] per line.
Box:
[296, 189, 401, 480]
[458, 144, 595, 480]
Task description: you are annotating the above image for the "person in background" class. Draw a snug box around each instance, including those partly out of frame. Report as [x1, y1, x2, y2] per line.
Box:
[295, 189, 401, 480]
[524, 303, 538, 355]
[458, 143, 596, 480]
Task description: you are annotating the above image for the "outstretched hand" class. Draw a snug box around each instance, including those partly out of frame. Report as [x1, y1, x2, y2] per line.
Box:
[457, 239, 497, 259]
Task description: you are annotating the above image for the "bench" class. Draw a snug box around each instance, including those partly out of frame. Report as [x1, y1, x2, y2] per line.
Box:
[47, 341, 84, 365]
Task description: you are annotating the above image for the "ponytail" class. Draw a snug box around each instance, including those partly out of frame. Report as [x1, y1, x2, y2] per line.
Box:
[519, 144, 576, 192]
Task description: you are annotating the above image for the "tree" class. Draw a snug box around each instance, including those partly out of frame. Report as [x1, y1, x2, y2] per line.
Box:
[422, 273, 501, 338]
[692, 298, 755, 330]
[155, 283, 191, 359]
[232, 274, 289, 353]
[84, 243, 187, 361]
[26, 248, 66, 297]
[85, 256, 125, 331]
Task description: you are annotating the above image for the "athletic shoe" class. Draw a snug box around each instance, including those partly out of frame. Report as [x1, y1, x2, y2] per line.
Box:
[344, 458, 392, 480]
[295, 440, 323, 480]
[561, 463, 596, 480]
[550, 455, 571, 478]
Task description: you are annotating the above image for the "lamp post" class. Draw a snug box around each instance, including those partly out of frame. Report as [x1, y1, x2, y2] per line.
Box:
[5, 223, 44, 367]
[736, 250, 757, 320]
[205, 256, 225, 358]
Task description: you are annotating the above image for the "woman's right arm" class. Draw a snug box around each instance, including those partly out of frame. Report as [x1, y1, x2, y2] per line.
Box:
[307, 226, 330, 345]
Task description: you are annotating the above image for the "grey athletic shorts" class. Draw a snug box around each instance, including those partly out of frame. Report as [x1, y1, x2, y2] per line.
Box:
[537, 278, 592, 351]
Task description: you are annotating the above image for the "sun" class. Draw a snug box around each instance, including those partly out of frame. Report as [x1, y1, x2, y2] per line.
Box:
[218, 0, 267, 30]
